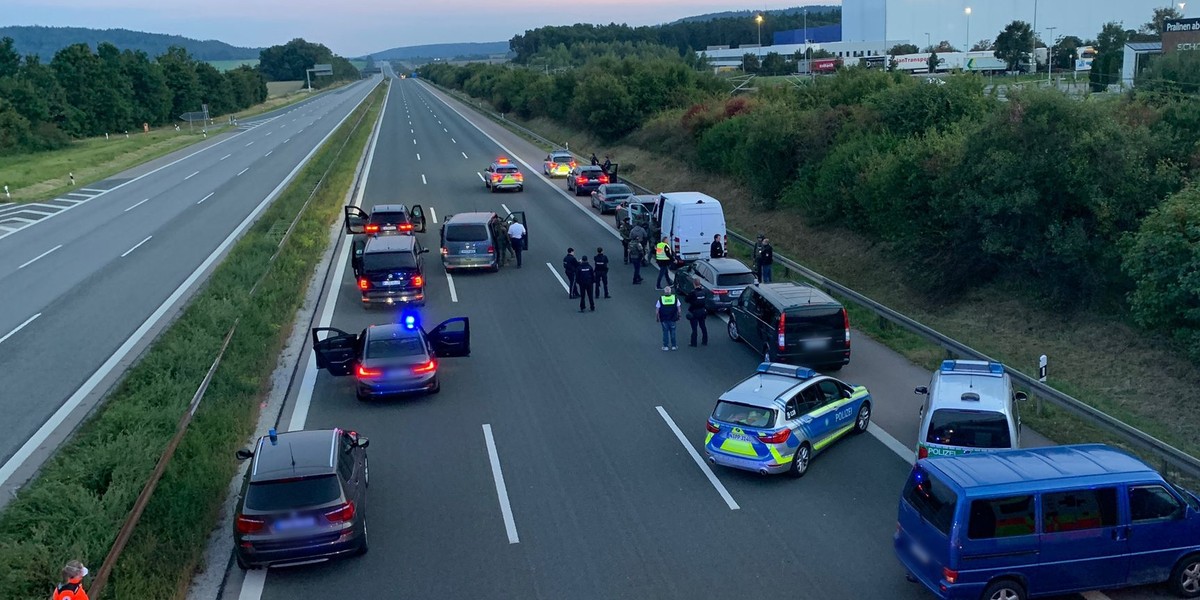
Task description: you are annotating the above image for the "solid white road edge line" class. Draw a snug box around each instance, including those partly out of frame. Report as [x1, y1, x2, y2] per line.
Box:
[545, 263, 569, 291]
[0, 78, 381, 490]
[0, 313, 40, 346]
[656, 406, 740, 510]
[18, 244, 62, 269]
[482, 424, 520, 544]
[446, 273, 458, 303]
[237, 571, 267, 600]
[120, 235, 152, 257]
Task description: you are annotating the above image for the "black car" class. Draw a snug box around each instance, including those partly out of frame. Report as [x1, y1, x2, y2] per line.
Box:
[727, 283, 851, 370]
[344, 203, 426, 236]
[673, 257, 757, 313]
[591, 183, 634, 214]
[233, 428, 369, 569]
[566, 165, 608, 196]
[353, 235, 429, 306]
[311, 316, 470, 400]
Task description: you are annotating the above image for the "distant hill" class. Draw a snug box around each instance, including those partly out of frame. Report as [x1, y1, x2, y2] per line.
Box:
[670, 5, 839, 24]
[365, 41, 510, 61]
[0, 26, 263, 60]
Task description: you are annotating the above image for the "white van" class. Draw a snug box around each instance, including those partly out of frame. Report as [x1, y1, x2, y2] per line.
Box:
[653, 192, 726, 262]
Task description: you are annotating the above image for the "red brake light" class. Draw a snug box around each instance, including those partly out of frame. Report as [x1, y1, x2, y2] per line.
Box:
[412, 275, 424, 286]
[549, 162, 556, 168]
[712, 289, 728, 295]
[487, 245, 495, 253]
[399, 223, 413, 231]
[706, 421, 720, 434]
[759, 428, 791, 444]
[357, 277, 369, 290]
[440, 247, 448, 256]
[515, 173, 523, 180]
[778, 311, 787, 351]
[918, 445, 929, 459]
[843, 308, 851, 347]
[325, 501, 356, 523]
[942, 567, 958, 585]
[492, 173, 502, 181]
[356, 365, 382, 379]
[236, 515, 265, 534]
[412, 359, 437, 374]
[570, 161, 577, 167]
[365, 224, 380, 234]
[578, 176, 588, 184]
[599, 175, 609, 183]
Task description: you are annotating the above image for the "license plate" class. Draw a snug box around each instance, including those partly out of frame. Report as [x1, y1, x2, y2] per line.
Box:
[460, 249, 475, 254]
[382, 280, 403, 286]
[275, 516, 316, 531]
[804, 339, 829, 350]
[728, 432, 753, 442]
[729, 289, 741, 297]
[381, 225, 396, 231]
[910, 541, 931, 564]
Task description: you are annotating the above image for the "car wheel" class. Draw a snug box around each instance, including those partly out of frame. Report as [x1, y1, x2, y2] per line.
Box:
[981, 579, 1025, 600]
[727, 319, 740, 341]
[489, 185, 497, 193]
[789, 443, 811, 478]
[1172, 554, 1200, 598]
[854, 403, 871, 434]
[355, 519, 370, 556]
[236, 553, 257, 570]
[430, 376, 441, 395]
[355, 389, 369, 402]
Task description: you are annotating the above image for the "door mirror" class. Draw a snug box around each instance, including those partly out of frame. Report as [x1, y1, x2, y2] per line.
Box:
[356, 436, 370, 448]
[236, 449, 254, 461]
[915, 386, 929, 395]
[1014, 391, 1029, 402]
[410, 205, 427, 233]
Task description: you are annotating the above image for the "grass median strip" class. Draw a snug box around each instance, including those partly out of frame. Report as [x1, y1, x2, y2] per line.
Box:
[0, 82, 385, 599]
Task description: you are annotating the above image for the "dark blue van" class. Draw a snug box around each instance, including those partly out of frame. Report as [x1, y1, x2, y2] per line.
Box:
[894, 444, 1200, 599]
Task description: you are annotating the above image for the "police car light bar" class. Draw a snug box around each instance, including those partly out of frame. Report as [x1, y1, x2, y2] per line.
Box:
[402, 313, 419, 330]
[756, 362, 817, 380]
[940, 360, 1004, 375]
[497, 157, 509, 164]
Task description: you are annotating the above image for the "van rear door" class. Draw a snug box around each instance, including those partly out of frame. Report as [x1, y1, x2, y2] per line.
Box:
[784, 306, 846, 354]
[672, 204, 726, 261]
[896, 465, 959, 590]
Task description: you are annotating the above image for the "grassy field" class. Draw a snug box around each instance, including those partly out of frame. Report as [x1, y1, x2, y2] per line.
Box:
[206, 59, 259, 72]
[0, 81, 386, 600]
[436, 87, 1200, 478]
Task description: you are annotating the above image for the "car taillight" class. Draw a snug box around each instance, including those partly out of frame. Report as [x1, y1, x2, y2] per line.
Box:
[356, 365, 382, 379]
[412, 275, 424, 286]
[759, 428, 791, 444]
[399, 223, 413, 231]
[778, 311, 787, 351]
[487, 245, 495, 253]
[673, 236, 681, 257]
[942, 567, 958, 584]
[412, 359, 437, 374]
[713, 289, 728, 295]
[706, 421, 720, 434]
[365, 224, 380, 234]
[599, 175, 609, 183]
[357, 277, 369, 290]
[325, 501, 356, 523]
[578, 176, 588, 184]
[492, 173, 502, 181]
[918, 445, 929, 459]
[515, 173, 523, 180]
[843, 308, 851, 347]
[441, 247, 448, 256]
[570, 161, 577, 167]
[549, 162, 556, 168]
[235, 514, 265, 534]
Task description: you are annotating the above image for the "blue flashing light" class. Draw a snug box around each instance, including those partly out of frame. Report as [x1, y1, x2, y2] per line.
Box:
[402, 313, 418, 330]
[756, 362, 817, 380]
[268, 428, 278, 445]
[988, 362, 1004, 375]
[939, 360, 956, 372]
[940, 360, 1005, 376]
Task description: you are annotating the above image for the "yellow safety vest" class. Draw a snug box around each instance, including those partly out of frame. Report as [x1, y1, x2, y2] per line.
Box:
[654, 242, 669, 261]
[660, 294, 677, 305]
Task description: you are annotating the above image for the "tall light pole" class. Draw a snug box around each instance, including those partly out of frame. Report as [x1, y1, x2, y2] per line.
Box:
[965, 7, 972, 53]
[1046, 26, 1057, 84]
[925, 32, 931, 52]
[756, 14, 764, 47]
[1182, 2, 1188, 16]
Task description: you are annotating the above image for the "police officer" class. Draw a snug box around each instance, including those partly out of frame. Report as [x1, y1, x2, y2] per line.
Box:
[685, 276, 709, 347]
[602, 155, 612, 174]
[563, 248, 579, 298]
[629, 237, 645, 284]
[576, 256, 596, 311]
[618, 217, 632, 263]
[656, 286, 681, 350]
[654, 237, 673, 290]
[630, 223, 648, 264]
[759, 237, 774, 283]
[53, 560, 89, 600]
[593, 247, 610, 298]
[507, 218, 526, 268]
[710, 233, 725, 259]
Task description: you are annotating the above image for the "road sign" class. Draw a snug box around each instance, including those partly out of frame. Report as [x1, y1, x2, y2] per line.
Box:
[313, 63, 333, 76]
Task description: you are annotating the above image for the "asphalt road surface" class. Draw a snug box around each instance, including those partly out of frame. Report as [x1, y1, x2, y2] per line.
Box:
[227, 73, 1170, 600]
[0, 77, 382, 498]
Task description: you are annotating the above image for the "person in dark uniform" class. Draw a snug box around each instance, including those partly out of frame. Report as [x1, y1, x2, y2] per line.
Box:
[759, 237, 774, 283]
[685, 277, 709, 346]
[590, 153, 599, 166]
[618, 217, 632, 263]
[563, 248, 579, 298]
[593, 247, 610, 298]
[710, 233, 725, 259]
[576, 256, 596, 311]
[602, 155, 612, 174]
[629, 238, 645, 284]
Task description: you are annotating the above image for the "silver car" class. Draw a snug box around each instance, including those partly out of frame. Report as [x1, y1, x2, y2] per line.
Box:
[591, 183, 633, 214]
[674, 258, 757, 312]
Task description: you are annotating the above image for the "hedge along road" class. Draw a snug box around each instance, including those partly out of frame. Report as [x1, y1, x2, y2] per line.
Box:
[0, 80, 388, 599]
[0, 77, 382, 501]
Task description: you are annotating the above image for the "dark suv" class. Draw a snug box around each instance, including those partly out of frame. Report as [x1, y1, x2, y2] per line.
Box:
[727, 282, 851, 370]
[566, 165, 608, 196]
[233, 428, 369, 569]
[353, 235, 429, 306]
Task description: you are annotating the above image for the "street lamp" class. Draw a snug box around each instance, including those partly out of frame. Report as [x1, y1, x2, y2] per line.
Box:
[1181, 2, 1188, 16]
[755, 14, 764, 47]
[964, 7, 972, 53]
[1046, 26, 1057, 84]
[925, 32, 931, 52]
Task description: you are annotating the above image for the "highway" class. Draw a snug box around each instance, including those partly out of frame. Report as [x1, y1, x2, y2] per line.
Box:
[219, 72, 1170, 600]
[0, 76, 382, 498]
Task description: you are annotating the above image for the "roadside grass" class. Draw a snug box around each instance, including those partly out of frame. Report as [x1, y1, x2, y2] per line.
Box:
[0, 81, 385, 600]
[439, 88, 1200, 469]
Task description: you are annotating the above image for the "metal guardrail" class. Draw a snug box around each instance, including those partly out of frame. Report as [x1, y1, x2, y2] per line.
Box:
[424, 80, 1200, 481]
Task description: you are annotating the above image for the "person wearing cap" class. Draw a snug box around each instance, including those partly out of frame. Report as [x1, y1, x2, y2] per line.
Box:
[656, 286, 681, 350]
[53, 560, 89, 600]
[576, 256, 596, 312]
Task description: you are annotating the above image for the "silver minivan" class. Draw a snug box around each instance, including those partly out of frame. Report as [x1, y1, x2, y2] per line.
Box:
[914, 360, 1028, 460]
[440, 211, 527, 272]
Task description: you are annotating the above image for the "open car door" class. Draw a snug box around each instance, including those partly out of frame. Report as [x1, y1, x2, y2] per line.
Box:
[427, 318, 470, 357]
[503, 211, 527, 250]
[311, 327, 359, 376]
[344, 206, 369, 235]
[351, 239, 366, 277]
[410, 204, 427, 233]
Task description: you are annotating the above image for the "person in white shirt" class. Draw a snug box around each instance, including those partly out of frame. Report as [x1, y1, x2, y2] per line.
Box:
[507, 220, 526, 268]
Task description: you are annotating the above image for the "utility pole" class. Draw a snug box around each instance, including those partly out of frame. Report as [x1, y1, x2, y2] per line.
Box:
[1046, 26, 1057, 84]
[965, 7, 972, 53]
[925, 32, 931, 52]
[1032, 0, 1039, 73]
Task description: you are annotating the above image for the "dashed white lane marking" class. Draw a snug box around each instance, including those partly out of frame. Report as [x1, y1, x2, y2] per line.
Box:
[461, 151, 468, 159]
[237, 167, 249, 177]
[446, 272, 458, 302]
[283, 138, 290, 143]
[124, 198, 150, 212]
[184, 170, 199, 180]
[237, 571, 266, 600]
[429, 207, 438, 223]
[265, 150, 273, 157]
[411, 128, 414, 134]
[482, 424, 520, 544]
[416, 153, 421, 161]
[18, 244, 62, 269]
[245, 141, 254, 147]
[546, 262, 569, 291]
[413, 138, 417, 145]
[476, 172, 485, 182]
[421, 174, 427, 185]
[0, 313, 40, 346]
[452, 138, 456, 144]
[265, 131, 273, 136]
[220, 153, 232, 161]
[198, 192, 215, 205]
[501, 203, 511, 216]
[656, 406, 740, 510]
[443, 128, 448, 132]
[120, 235, 152, 257]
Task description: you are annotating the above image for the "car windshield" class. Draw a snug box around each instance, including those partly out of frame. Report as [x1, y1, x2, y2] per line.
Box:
[445, 224, 489, 242]
[712, 401, 775, 428]
[581, 168, 603, 176]
[926, 409, 1012, 449]
[497, 166, 519, 174]
[370, 211, 408, 225]
[362, 251, 416, 271]
[902, 467, 957, 536]
[605, 185, 632, 195]
[367, 336, 425, 358]
[552, 155, 572, 162]
[245, 474, 341, 512]
[717, 272, 756, 286]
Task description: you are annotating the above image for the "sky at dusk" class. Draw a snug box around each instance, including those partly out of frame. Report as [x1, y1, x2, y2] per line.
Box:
[4, 0, 1182, 57]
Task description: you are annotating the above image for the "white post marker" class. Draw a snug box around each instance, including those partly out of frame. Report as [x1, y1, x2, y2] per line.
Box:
[655, 406, 739, 510]
[482, 424, 520, 544]
[1039, 354, 1048, 383]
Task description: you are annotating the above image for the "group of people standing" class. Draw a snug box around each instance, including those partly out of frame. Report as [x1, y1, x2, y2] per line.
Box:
[561, 247, 611, 312]
[655, 282, 709, 351]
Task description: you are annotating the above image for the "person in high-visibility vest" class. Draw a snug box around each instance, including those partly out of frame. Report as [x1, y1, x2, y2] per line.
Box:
[654, 237, 673, 290]
[52, 560, 89, 600]
[656, 286, 681, 350]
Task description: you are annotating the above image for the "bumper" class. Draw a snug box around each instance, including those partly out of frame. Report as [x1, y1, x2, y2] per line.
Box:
[574, 184, 601, 194]
[706, 296, 736, 311]
[361, 288, 424, 305]
[357, 372, 438, 397]
[444, 255, 497, 270]
[492, 182, 523, 190]
[893, 534, 975, 600]
[236, 525, 363, 568]
[548, 167, 571, 177]
[598, 201, 621, 213]
[779, 349, 850, 368]
[705, 446, 790, 475]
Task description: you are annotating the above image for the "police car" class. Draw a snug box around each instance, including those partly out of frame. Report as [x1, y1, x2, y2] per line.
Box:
[705, 362, 872, 478]
[484, 157, 524, 192]
[543, 150, 575, 177]
[914, 360, 1027, 459]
